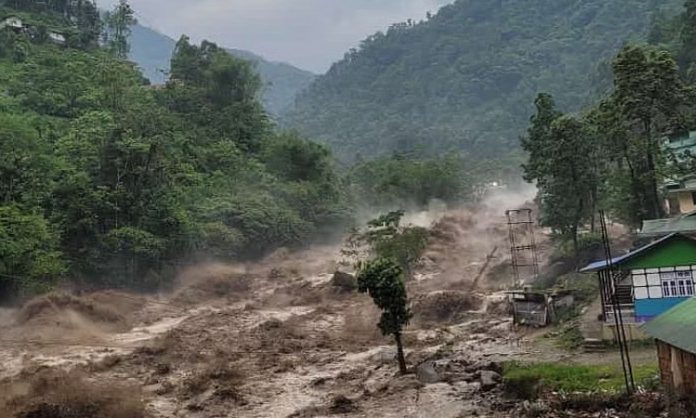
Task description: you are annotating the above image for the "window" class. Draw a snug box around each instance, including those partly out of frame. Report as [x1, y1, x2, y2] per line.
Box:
[692, 191, 696, 206]
[661, 271, 694, 298]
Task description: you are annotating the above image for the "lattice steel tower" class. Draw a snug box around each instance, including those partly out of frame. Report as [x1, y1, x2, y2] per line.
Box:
[506, 209, 540, 286]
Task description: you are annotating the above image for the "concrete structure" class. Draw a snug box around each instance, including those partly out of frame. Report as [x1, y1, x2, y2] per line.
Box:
[581, 234, 696, 341]
[664, 132, 696, 215]
[48, 31, 65, 44]
[665, 176, 696, 216]
[665, 131, 696, 160]
[642, 298, 696, 395]
[508, 289, 575, 327]
[0, 16, 23, 31]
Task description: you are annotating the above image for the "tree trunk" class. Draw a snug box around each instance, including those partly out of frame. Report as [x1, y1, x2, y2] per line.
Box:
[572, 225, 579, 260]
[644, 122, 664, 220]
[394, 332, 407, 375]
[622, 149, 643, 225]
[646, 148, 663, 219]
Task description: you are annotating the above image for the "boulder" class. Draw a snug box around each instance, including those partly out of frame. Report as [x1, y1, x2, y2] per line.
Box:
[372, 347, 397, 364]
[479, 370, 501, 391]
[331, 271, 357, 292]
[416, 361, 441, 384]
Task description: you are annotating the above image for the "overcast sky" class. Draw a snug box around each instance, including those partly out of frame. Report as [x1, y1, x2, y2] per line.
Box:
[96, 0, 450, 73]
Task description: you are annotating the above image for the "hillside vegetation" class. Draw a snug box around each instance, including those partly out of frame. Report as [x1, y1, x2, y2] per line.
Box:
[522, 0, 696, 253]
[283, 0, 682, 162]
[0, 1, 486, 298]
[129, 24, 316, 114]
[0, 1, 349, 295]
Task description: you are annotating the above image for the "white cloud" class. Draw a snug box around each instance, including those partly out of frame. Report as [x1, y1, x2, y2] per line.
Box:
[97, 0, 451, 73]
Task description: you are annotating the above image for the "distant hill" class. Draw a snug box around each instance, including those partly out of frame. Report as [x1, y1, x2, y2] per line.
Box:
[129, 24, 315, 114]
[282, 0, 683, 162]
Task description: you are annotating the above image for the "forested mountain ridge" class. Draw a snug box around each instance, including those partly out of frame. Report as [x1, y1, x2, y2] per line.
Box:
[283, 0, 683, 162]
[129, 24, 316, 114]
[0, 1, 350, 295]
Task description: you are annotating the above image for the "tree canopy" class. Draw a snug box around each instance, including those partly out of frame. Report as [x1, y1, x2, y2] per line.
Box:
[0, 3, 354, 295]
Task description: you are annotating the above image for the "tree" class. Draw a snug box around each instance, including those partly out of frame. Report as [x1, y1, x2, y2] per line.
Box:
[521, 95, 600, 254]
[0, 114, 56, 208]
[343, 211, 428, 279]
[0, 206, 65, 295]
[103, 0, 136, 59]
[679, 0, 696, 77]
[610, 45, 689, 221]
[166, 37, 268, 153]
[538, 116, 597, 255]
[521, 93, 563, 184]
[357, 257, 412, 374]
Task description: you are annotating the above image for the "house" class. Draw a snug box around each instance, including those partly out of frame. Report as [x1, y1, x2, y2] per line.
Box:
[0, 16, 24, 32]
[48, 31, 65, 45]
[665, 176, 696, 216]
[664, 132, 696, 215]
[642, 298, 696, 395]
[580, 233, 696, 340]
[641, 210, 696, 237]
[665, 131, 696, 160]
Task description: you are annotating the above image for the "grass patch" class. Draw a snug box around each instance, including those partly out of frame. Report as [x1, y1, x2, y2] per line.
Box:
[503, 361, 659, 398]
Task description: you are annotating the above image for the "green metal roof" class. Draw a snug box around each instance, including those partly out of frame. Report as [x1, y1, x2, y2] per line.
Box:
[641, 211, 696, 236]
[642, 298, 696, 353]
[580, 233, 696, 272]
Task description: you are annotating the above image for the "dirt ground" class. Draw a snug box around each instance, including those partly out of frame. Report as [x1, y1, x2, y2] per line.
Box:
[0, 189, 650, 418]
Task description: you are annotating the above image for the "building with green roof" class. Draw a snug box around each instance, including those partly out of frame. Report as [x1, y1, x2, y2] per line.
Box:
[642, 298, 696, 394]
[641, 210, 696, 237]
[580, 234, 696, 330]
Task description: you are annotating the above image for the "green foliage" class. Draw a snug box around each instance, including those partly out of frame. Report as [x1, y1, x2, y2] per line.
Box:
[0, 5, 351, 294]
[523, 40, 693, 248]
[548, 321, 585, 350]
[346, 211, 429, 277]
[0, 1, 101, 49]
[262, 133, 333, 183]
[356, 257, 411, 373]
[357, 257, 412, 336]
[126, 24, 316, 114]
[0, 205, 65, 293]
[283, 0, 682, 164]
[102, 0, 136, 59]
[679, 0, 696, 78]
[523, 96, 599, 254]
[349, 154, 474, 208]
[366, 212, 429, 276]
[0, 113, 56, 208]
[503, 362, 659, 395]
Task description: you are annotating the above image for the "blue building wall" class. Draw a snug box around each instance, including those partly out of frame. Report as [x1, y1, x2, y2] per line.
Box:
[635, 297, 691, 322]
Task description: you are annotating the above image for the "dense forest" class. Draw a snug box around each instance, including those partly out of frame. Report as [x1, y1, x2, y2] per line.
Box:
[283, 0, 682, 163]
[523, 0, 696, 253]
[128, 24, 316, 115]
[0, 0, 478, 298]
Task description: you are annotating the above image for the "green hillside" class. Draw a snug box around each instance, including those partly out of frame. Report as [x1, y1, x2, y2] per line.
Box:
[129, 24, 316, 114]
[0, 2, 348, 295]
[282, 0, 683, 162]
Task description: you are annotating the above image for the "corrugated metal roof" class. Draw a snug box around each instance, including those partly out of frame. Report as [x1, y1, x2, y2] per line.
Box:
[642, 298, 696, 354]
[641, 211, 696, 236]
[579, 233, 681, 273]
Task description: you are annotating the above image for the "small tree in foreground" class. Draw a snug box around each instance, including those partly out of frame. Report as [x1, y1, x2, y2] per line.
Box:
[357, 257, 412, 374]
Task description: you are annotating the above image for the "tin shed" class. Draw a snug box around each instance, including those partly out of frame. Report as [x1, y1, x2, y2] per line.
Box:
[642, 298, 696, 394]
